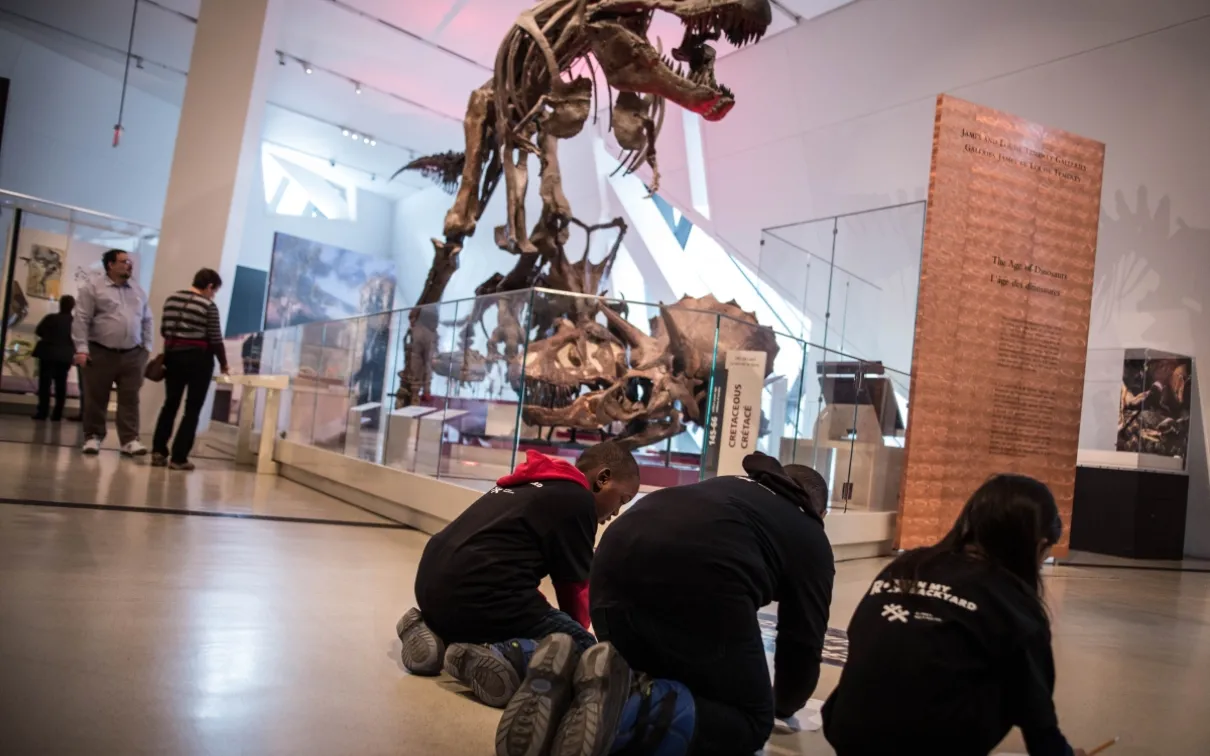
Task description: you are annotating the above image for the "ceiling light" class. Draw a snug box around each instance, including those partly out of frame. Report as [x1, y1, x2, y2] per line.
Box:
[370, 140, 377, 147]
[363, 137, 370, 144]
[355, 82, 362, 95]
[350, 132, 359, 140]
[303, 61, 313, 74]
[342, 128, 349, 136]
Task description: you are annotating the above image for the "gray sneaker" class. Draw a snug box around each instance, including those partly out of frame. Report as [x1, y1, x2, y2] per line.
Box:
[495, 634, 582, 756]
[82, 438, 101, 455]
[396, 608, 446, 676]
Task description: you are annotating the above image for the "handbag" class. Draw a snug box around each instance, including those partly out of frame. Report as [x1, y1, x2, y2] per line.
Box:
[145, 352, 166, 382]
[145, 295, 182, 383]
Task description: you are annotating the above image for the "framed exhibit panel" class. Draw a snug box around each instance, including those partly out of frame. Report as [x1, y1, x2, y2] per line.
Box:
[263, 232, 396, 330]
[897, 95, 1106, 556]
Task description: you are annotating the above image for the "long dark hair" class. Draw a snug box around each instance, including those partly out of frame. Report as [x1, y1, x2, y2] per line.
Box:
[890, 474, 1062, 596]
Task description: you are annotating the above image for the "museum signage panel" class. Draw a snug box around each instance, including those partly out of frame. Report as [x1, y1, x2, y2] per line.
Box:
[898, 95, 1106, 554]
[704, 350, 767, 477]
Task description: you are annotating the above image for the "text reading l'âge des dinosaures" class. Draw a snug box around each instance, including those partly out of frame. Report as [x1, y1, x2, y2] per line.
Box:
[987, 255, 1067, 297]
[960, 128, 1089, 184]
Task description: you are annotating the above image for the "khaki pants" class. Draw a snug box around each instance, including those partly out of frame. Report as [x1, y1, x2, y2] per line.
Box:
[83, 345, 148, 445]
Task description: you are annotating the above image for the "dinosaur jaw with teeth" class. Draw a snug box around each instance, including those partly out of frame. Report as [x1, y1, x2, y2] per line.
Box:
[588, 1, 770, 122]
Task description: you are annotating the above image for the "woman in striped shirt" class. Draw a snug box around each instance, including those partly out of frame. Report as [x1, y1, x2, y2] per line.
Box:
[151, 268, 229, 470]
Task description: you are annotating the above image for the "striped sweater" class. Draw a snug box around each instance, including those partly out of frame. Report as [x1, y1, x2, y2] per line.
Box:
[161, 290, 228, 371]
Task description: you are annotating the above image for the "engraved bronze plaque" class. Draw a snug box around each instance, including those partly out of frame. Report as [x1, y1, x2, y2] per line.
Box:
[898, 95, 1106, 556]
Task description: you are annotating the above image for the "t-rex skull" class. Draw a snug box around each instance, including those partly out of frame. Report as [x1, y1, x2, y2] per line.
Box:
[587, 0, 773, 121]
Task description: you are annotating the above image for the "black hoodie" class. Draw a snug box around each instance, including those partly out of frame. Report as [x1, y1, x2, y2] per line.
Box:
[591, 453, 835, 718]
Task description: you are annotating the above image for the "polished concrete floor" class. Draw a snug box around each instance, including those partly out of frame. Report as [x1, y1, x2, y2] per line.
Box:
[1, 445, 1209, 754]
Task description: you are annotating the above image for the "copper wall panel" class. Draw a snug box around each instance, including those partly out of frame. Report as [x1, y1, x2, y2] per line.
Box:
[898, 95, 1105, 555]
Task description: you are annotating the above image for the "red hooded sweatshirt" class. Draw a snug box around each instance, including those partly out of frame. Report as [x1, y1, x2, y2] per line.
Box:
[496, 450, 593, 630]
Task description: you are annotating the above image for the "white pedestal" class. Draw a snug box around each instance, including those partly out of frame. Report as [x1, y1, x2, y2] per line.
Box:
[217, 373, 288, 475]
[384, 406, 436, 467]
[344, 402, 382, 457]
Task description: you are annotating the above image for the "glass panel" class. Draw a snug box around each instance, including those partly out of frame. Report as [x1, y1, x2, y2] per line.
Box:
[437, 289, 533, 486]
[761, 216, 835, 347]
[382, 301, 459, 477]
[831, 203, 925, 374]
[343, 310, 395, 463]
[286, 322, 325, 446]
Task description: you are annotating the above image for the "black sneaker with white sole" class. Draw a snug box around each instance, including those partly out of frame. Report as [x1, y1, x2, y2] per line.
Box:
[396, 608, 446, 676]
[495, 633, 582, 756]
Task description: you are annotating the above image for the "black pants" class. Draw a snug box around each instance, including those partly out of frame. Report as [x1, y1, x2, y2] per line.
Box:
[35, 359, 71, 419]
[152, 349, 214, 463]
[592, 605, 773, 756]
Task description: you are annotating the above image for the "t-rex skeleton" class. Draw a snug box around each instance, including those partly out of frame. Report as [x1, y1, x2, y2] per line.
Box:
[395, 0, 773, 410]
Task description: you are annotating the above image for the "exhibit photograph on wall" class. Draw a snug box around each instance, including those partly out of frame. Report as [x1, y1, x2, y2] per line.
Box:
[23, 244, 64, 299]
[3, 227, 121, 394]
[1117, 351, 1192, 462]
[263, 232, 397, 330]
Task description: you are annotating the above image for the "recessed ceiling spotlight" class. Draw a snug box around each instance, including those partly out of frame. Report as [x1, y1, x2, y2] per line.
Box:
[363, 137, 370, 144]
[370, 140, 377, 147]
[355, 82, 362, 95]
[303, 61, 313, 74]
[350, 132, 359, 140]
[342, 128, 350, 137]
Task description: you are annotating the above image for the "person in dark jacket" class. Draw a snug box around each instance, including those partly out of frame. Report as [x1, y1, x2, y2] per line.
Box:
[32, 295, 76, 421]
[822, 474, 1087, 756]
[496, 452, 834, 756]
[397, 443, 640, 709]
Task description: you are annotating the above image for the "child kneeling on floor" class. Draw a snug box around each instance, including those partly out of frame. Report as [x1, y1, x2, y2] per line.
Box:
[396, 442, 640, 708]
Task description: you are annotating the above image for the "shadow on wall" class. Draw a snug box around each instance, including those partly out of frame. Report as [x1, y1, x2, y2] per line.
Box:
[1086, 185, 1210, 557]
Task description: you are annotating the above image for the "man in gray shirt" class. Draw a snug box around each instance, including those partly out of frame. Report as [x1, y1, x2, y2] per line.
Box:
[72, 249, 154, 456]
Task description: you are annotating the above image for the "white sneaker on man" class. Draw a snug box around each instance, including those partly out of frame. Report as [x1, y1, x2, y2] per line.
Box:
[121, 440, 148, 457]
[82, 438, 102, 455]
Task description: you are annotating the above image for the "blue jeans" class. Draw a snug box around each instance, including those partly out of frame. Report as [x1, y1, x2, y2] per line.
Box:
[593, 604, 773, 756]
[425, 606, 596, 651]
[525, 608, 597, 651]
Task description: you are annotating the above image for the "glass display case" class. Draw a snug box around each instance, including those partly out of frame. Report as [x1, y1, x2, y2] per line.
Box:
[253, 285, 916, 510]
[1079, 346, 1193, 473]
[1, 191, 159, 405]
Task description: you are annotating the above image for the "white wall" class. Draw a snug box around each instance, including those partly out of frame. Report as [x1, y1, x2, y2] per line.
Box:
[0, 27, 179, 226]
[659, 0, 1210, 555]
[240, 160, 397, 272]
[0, 28, 399, 280]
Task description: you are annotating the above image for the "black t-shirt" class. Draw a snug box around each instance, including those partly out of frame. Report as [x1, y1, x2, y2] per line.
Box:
[823, 552, 1071, 756]
[415, 480, 596, 641]
[591, 475, 834, 717]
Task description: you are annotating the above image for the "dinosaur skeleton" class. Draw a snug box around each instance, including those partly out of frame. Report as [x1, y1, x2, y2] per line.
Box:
[396, 0, 773, 448]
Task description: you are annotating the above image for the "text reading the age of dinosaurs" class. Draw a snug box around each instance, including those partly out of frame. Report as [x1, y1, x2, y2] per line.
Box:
[960, 128, 1087, 184]
[987, 255, 1066, 297]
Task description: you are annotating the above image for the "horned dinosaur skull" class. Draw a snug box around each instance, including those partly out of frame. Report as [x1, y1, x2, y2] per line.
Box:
[519, 294, 780, 449]
[587, 0, 773, 121]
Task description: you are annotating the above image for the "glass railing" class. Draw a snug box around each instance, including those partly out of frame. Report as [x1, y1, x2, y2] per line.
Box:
[219, 286, 914, 512]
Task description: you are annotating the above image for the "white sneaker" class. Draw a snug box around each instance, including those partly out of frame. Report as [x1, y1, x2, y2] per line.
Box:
[121, 440, 148, 457]
[82, 438, 101, 455]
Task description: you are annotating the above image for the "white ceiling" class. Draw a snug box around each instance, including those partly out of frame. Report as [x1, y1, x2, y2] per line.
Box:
[0, 0, 857, 200]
